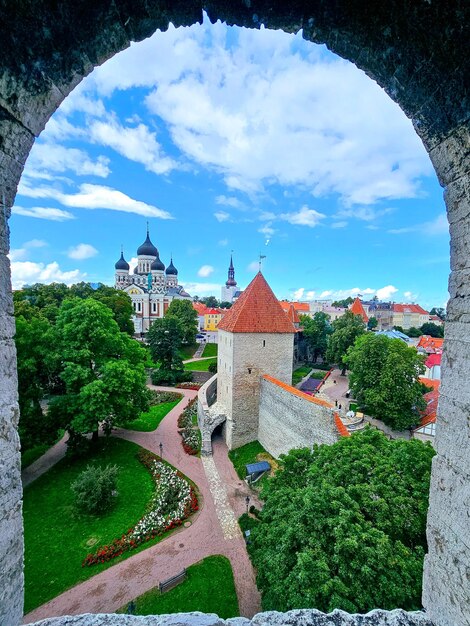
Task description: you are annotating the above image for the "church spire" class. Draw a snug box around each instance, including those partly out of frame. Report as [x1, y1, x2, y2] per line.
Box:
[226, 252, 237, 287]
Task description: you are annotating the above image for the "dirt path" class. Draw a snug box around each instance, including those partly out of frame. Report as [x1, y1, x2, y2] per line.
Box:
[23, 385, 261, 623]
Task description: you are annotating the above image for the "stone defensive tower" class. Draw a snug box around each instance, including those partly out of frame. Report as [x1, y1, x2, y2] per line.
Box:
[217, 272, 295, 449]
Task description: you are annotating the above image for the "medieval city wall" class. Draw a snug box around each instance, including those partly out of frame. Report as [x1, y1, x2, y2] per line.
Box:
[220, 332, 294, 450]
[258, 376, 338, 459]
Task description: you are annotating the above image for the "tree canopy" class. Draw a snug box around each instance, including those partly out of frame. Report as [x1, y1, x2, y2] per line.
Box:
[147, 316, 184, 371]
[48, 299, 148, 439]
[344, 334, 426, 430]
[300, 312, 332, 361]
[420, 322, 444, 338]
[165, 299, 198, 344]
[331, 296, 354, 308]
[249, 429, 435, 614]
[325, 311, 365, 373]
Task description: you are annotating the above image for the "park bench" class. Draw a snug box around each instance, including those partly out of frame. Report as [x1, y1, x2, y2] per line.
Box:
[158, 569, 187, 593]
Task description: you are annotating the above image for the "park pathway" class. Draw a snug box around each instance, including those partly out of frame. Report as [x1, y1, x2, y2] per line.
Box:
[21, 433, 68, 488]
[24, 384, 261, 623]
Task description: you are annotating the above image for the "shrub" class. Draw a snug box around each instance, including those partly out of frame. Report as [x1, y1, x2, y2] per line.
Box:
[151, 369, 193, 386]
[71, 464, 119, 515]
[208, 361, 218, 373]
[149, 390, 182, 405]
[310, 371, 326, 380]
[249, 504, 261, 518]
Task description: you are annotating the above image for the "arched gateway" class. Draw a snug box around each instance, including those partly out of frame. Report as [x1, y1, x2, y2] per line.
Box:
[0, 3, 468, 625]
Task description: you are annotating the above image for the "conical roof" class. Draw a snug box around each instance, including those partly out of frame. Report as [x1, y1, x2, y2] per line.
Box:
[165, 257, 178, 275]
[218, 272, 296, 333]
[351, 297, 369, 323]
[137, 227, 159, 257]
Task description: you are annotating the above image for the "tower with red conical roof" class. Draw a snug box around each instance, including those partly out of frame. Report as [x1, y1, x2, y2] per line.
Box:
[217, 272, 296, 449]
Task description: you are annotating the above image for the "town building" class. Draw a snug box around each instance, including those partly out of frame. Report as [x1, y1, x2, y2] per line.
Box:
[350, 297, 369, 323]
[114, 227, 192, 334]
[413, 378, 439, 444]
[204, 307, 225, 331]
[392, 303, 429, 329]
[220, 255, 239, 303]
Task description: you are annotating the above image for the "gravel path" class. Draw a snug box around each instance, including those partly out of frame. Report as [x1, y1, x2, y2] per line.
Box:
[23, 385, 261, 623]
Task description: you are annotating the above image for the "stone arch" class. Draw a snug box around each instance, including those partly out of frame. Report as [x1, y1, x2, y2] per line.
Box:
[0, 4, 468, 626]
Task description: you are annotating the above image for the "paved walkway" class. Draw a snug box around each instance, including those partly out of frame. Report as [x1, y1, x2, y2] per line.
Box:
[317, 367, 350, 410]
[183, 355, 216, 363]
[22, 433, 68, 488]
[24, 384, 261, 623]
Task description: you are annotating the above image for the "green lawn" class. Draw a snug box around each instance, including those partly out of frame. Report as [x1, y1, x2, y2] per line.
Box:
[23, 438, 186, 613]
[292, 365, 312, 385]
[121, 399, 181, 432]
[118, 556, 238, 618]
[21, 430, 65, 470]
[178, 343, 199, 360]
[201, 343, 218, 357]
[228, 441, 271, 480]
[184, 357, 217, 371]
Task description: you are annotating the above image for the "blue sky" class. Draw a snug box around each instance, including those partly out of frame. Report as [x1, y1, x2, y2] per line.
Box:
[10, 16, 449, 309]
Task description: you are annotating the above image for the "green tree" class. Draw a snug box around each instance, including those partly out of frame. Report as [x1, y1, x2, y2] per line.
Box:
[50, 299, 148, 441]
[70, 282, 134, 334]
[420, 322, 444, 338]
[429, 307, 446, 320]
[331, 296, 354, 308]
[201, 296, 219, 308]
[249, 429, 435, 614]
[367, 316, 378, 330]
[326, 311, 365, 374]
[147, 316, 184, 371]
[300, 312, 332, 361]
[219, 301, 233, 309]
[407, 326, 423, 337]
[345, 334, 426, 430]
[165, 299, 198, 344]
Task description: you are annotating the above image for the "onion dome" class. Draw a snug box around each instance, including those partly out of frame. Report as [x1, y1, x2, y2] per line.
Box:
[165, 257, 178, 275]
[137, 226, 159, 257]
[115, 251, 129, 271]
[151, 254, 165, 271]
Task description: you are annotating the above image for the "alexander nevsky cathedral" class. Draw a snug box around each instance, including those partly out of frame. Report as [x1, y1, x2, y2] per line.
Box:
[114, 228, 192, 334]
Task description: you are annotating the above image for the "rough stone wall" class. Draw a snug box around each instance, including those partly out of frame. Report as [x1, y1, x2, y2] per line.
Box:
[422, 124, 470, 626]
[258, 377, 337, 458]
[0, 202, 23, 624]
[28, 608, 434, 626]
[216, 330, 235, 422]
[0, 3, 468, 625]
[222, 332, 293, 450]
[197, 375, 227, 455]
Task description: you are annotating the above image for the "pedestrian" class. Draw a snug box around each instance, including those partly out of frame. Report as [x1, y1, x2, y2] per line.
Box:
[335, 399, 338, 407]
[338, 403, 342, 410]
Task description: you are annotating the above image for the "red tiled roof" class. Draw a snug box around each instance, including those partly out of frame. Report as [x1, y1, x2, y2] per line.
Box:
[207, 307, 223, 315]
[218, 273, 296, 333]
[393, 303, 429, 315]
[417, 378, 440, 428]
[334, 413, 351, 437]
[286, 304, 300, 324]
[417, 335, 444, 353]
[425, 353, 442, 369]
[350, 297, 369, 323]
[193, 302, 210, 315]
[279, 301, 310, 313]
[262, 374, 333, 408]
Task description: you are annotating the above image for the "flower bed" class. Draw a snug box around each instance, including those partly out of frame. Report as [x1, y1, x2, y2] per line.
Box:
[82, 449, 198, 566]
[176, 382, 202, 390]
[177, 398, 197, 429]
[180, 427, 201, 455]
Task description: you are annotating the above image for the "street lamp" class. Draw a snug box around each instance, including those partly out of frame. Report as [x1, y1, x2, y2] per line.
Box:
[245, 495, 250, 515]
[159, 442, 163, 459]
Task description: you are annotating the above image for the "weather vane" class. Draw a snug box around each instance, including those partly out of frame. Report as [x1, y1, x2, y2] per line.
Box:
[258, 253, 266, 271]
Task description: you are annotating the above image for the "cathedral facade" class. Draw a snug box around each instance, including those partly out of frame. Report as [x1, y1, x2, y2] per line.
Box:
[114, 228, 192, 334]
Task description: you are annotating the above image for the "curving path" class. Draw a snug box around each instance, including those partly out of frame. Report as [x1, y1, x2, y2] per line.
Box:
[23, 385, 261, 624]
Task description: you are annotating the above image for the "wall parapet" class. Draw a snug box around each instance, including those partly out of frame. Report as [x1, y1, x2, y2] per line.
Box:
[197, 374, 227, 455]
[29, 608, 434, 626]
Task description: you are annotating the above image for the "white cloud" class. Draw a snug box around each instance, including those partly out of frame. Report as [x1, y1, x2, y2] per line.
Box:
[128, 257, 138, 273]
[376, 285, 398, 300]
[214, 211, 230, 222]
[25, 239, 48, 248]
[9, 248, 28, 262]
[8, 239, 48, 262]
[197, 265, 214, 278]
[218, 239, 228, 247]
[68, 243, 98, 260]
[17, 182, 172, 219]
[25, 143, 110, 179]
[10, 261, 85, 290]
[403, 291, 418, 302]
[180, 281, 222, 297]
[293, 287, 304, 300]
[216, 195, 244, 209]
[335, 206, 394, 222]
[258, 222, 275, 237]
[279, 205, 326, 228]
[388, 213, 448, 236]
[331, 221, 348, 229]
[247, 260, 260, 272]
[88, 116, 176, 175]
[11, 206, 76, 221]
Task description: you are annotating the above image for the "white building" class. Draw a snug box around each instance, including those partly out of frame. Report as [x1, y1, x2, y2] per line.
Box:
[114, 227, 192, 334]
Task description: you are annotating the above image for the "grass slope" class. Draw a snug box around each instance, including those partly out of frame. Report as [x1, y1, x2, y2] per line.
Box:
[23, 438, 176, 613]
[292, 365, 312, 386]
[119, 556, 238, 618]
[184, 357, 217, 371]
[178, 343, 199, 360]
[228, 441, 270, 480]
[122, 399, 181, 432]
[201, 343, 218, 357]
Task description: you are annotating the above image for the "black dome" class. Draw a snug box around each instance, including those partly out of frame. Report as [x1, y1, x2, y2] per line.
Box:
[166, 257, 178, 275]
[115, 252, 129, 270]
[137, 232, 159, 257]
[151, 255, 165, 271]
